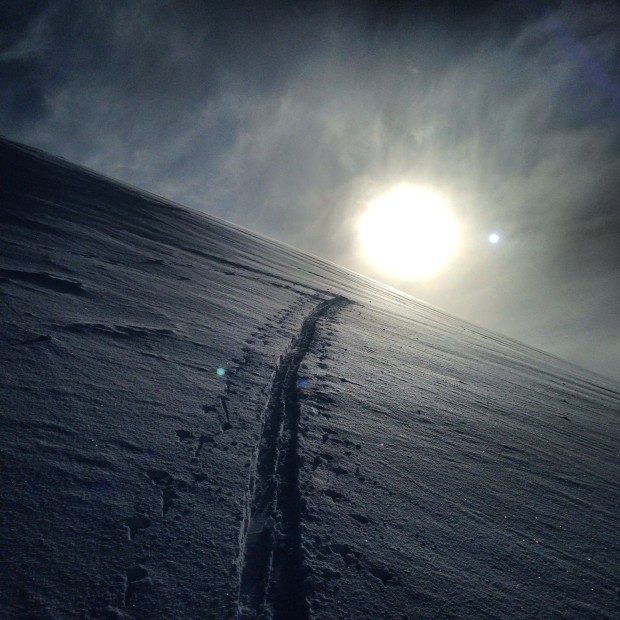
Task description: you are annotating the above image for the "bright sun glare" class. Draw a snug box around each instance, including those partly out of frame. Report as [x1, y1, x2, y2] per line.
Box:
[358, 184, 458, 280]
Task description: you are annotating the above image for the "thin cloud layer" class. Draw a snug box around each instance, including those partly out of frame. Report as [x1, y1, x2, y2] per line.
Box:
[2, 0, 619, 378]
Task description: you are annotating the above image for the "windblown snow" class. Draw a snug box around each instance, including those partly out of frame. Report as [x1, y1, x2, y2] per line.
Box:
[1, 137, 619, 619]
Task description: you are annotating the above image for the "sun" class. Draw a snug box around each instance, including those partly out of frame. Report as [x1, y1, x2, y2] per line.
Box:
[358, 183, 458, 280]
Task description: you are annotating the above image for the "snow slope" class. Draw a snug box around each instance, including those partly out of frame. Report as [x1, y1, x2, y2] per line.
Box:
[1, 136, 618, 619]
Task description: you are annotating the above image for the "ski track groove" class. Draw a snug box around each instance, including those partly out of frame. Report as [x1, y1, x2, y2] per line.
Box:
[236, 295, 350, 620]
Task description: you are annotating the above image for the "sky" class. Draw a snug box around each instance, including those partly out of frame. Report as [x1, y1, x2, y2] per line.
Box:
[2, 0, 619, 380]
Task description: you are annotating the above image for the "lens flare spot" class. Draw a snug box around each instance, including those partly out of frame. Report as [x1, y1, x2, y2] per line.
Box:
[216, 367, 226, 377]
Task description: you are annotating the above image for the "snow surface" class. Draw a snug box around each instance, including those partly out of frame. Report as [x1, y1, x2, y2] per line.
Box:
[1, 136, 619, 619]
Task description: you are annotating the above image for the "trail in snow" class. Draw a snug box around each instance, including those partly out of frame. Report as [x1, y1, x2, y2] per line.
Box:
[236, 296, 351, 620]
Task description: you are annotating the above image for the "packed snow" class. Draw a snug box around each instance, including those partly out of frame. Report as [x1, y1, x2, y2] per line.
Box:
[1, 137, 619, 619]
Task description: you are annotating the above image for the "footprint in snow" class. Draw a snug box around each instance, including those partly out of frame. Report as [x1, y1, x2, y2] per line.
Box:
[146, 469, 172, 485]
[367, 564, 397, 586]
[175, 429, 194, 443]
[323, 489, 346, 502]
[146, 469, 179, 516]
[122, 514, 151, 540]
[124, 565, 150, 606]
[350, 512, 371, 525]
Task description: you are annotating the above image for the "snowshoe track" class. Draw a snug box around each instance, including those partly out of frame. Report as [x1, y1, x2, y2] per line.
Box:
[236, 296, 350, 620]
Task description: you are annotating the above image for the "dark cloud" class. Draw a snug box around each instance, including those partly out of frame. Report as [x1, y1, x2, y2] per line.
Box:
[1, 0, 619, 379]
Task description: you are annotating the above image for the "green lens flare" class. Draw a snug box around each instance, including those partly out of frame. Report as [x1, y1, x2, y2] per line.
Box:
[216, 367, 226, 377]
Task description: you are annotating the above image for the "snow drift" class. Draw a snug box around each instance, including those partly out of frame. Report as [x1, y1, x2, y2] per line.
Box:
[1, 137, 618, 619]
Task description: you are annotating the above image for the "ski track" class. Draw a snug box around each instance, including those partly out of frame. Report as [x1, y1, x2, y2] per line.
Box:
[236, 295, 350, 620]
[114, 296, 323, 610]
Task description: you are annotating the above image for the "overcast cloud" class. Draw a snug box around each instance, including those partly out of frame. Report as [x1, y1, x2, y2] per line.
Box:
[2, 0, 619, 379]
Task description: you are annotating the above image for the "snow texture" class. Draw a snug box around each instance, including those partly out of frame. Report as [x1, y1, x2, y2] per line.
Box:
[1, 136, 619, 619]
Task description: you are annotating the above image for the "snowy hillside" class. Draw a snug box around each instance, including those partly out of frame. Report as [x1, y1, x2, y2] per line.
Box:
[1, 136, 619, 619]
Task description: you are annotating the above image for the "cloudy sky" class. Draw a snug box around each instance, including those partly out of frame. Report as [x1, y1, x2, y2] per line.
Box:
[2, 0, 619, 380]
